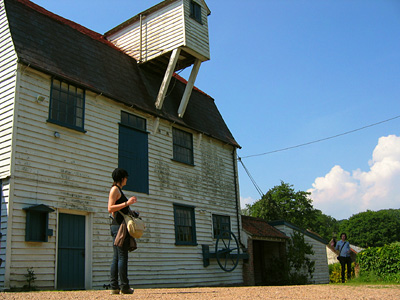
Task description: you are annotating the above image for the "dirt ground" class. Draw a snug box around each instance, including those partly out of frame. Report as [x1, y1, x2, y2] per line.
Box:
[0, 285, 399, 300]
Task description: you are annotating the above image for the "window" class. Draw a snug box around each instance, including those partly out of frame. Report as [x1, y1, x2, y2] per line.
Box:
[49, 78, 85, 131]
[189, 1, 202, 23]
[212, 214, 231, 238]
[174, 204, 197, 245]
[173, 128, 194, 165]
[23, 204, 54, 242]
[119, 111, 149, 193]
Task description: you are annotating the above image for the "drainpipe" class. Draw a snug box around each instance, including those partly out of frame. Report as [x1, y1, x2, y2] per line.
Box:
[139, 14, 143, 63]
[232, 148, 243, 247]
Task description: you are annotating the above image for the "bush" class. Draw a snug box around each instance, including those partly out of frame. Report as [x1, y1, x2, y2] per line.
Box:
[267, 231, 315, 285]
[286, 231, 315, 285]
[329, 262, 355, 283]
[357, 242, 400, 283]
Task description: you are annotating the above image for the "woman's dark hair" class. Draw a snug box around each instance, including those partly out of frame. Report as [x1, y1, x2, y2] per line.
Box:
[340, 233, 347, 239]
[112, 168, 129, 184]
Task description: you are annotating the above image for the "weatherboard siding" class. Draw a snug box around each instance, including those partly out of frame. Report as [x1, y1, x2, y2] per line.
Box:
[108, 1, 185, 63]
[0, 178, 10, 287]
[6, 67, 241, 289]
[183, 0, 210, 60]
[0, 0, 18, 287]
[0, 0, 18, 179]
[107, 0, 210, 63]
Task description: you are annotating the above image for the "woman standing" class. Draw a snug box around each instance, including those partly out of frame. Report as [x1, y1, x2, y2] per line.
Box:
[108, 168, 137, 295]
[335, 233, 352, 283]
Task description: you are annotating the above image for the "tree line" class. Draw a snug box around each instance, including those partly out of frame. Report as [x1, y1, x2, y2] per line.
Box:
[242, 181, 400, 248]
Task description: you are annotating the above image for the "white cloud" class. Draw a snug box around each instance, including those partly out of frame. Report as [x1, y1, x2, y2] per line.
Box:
[308, 135, 400, 220]
[240, 196, 256, 209]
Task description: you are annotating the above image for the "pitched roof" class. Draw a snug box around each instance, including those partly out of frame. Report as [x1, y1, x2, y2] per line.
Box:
[268, 220, 329, 244]
[241, 215, 289, 240]
[5, 0, 239, 148]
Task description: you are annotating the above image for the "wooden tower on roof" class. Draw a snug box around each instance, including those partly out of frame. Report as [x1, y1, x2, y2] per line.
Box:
[105, 0, 211, 118]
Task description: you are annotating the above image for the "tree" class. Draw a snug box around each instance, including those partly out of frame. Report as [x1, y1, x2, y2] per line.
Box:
[309, 209, 339, 241]
[247, 181, 317, 231]
[246, 181, 339, 241]
[286, 231, 315, 284]
[339, 209, 400, 248]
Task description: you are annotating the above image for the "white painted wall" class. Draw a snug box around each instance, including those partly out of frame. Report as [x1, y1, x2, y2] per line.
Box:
[107, 0, 210, 63]
[0, 0, 18, 288]
[0, 0, 18, 179]
[2, 66, 241, 289]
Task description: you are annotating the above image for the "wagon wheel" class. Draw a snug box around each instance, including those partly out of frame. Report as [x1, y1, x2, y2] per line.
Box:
[215, 230, 240, 272]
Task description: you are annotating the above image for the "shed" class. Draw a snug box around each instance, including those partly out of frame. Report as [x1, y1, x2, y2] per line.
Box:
[241, 216, 288, 285]
[269, 221, 330, 284]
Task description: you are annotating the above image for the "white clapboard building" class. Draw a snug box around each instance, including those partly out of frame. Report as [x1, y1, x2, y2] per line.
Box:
[0, 0, 242, 290]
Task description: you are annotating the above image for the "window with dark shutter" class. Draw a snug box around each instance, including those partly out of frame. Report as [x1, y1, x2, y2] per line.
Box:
[23, 204, 54, 242]
[118, 111, 149, 193]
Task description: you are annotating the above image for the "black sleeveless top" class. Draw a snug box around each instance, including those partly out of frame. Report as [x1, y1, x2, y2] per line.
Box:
[112, 185, 130, 225]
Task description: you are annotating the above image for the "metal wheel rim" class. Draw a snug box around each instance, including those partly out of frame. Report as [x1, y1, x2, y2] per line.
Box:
[215, 230, 240, 272]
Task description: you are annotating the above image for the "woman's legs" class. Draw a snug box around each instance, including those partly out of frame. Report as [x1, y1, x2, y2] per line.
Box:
[110, 224, 130, 291]
[117, 243, 129, 291]
[340, 259, 346, 283]
[345, 257, 352, 280]
[110, 225, 120, 290]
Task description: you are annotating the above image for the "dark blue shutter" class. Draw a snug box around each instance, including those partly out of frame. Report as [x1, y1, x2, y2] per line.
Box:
[119, 125, 149, 193]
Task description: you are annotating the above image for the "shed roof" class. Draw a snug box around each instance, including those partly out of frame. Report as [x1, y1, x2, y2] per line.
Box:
[5, 0, 239, 148]
[241, 215, 288, 240]
[269, 220, 329, 244]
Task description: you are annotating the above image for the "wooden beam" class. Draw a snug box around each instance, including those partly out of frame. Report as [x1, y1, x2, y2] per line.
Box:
[152, 117, 160, 135]
[178, 59, 201, 118]
[155, 48, 181, 110]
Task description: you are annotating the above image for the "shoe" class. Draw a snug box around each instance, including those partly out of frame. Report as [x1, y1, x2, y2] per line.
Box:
[121, 288, 134, 294]
[110, 289, 120, 295]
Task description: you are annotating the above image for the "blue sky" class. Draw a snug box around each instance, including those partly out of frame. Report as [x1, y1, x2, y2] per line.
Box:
[31, 0, 400, 220]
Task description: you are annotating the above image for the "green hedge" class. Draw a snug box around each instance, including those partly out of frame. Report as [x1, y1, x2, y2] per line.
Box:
[357, 242, 400, 283]
[329, 262, 355, 283]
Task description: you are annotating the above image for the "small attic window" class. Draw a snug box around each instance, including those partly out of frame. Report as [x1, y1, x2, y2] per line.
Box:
[190, 1, 202, 24]
[23, 204, 54, 242]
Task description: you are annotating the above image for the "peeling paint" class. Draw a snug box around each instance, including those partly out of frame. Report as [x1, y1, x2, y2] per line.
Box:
[200, 144, 231, 198]
[155, 159, 171, 189]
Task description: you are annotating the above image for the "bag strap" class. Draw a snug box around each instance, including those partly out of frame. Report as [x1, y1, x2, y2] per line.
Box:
[338, 241, 347, 256]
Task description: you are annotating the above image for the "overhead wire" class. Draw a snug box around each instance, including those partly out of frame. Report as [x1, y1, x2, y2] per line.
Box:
[240, 114, 400, 159]
[237, 114, 400, 198]
[238, 157, 264, 197]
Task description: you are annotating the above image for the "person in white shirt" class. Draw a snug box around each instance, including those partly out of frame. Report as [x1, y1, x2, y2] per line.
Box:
[335, 233, 352, 283]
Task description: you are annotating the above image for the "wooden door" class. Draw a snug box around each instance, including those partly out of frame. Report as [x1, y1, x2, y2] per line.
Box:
[57, 213, 85, 290]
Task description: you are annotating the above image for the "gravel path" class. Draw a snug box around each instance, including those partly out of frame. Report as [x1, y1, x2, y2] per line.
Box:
[0, 285, 399, 300]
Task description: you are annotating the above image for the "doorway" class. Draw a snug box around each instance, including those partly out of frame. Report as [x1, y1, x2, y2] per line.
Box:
[253, 240, 285, 285]
[57, 213, 85, 290]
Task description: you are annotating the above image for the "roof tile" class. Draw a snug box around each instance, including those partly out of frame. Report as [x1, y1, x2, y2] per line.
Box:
[242, 215, 289, 239]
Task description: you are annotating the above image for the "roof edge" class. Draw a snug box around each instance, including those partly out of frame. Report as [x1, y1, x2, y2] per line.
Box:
[269, 220, 329, 244]
[15, 0, 121, 51]
[104, 0, 177, 37]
